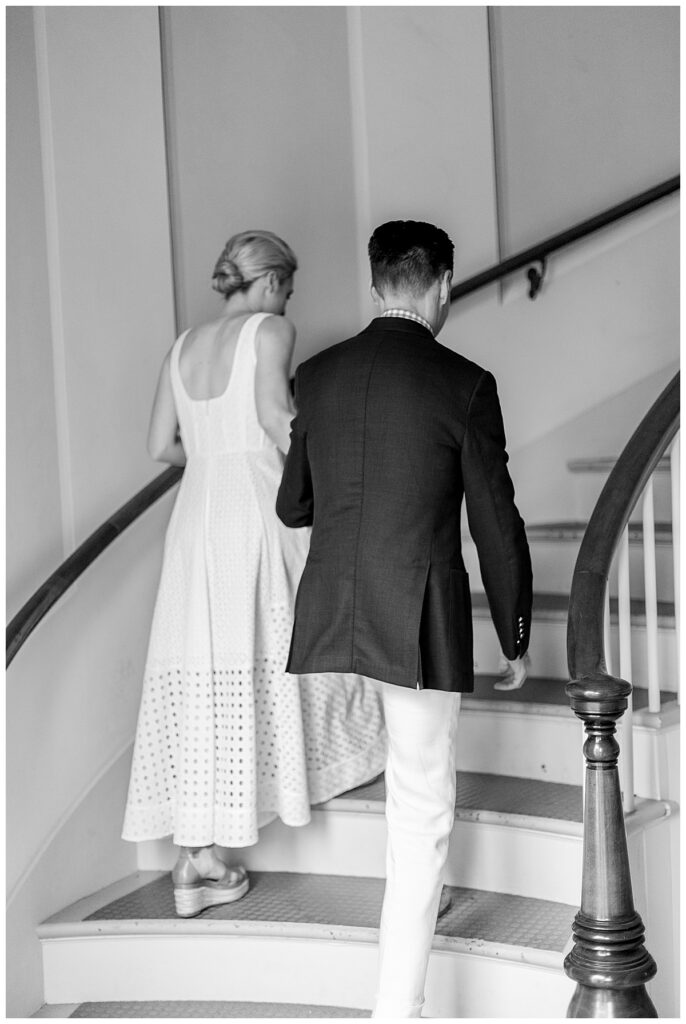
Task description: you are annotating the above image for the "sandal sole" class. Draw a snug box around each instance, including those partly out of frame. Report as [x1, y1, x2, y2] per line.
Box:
[174, 877, 250, 917]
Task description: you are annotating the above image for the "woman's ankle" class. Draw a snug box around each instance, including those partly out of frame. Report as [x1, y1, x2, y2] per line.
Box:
[173, 844, 226, 882]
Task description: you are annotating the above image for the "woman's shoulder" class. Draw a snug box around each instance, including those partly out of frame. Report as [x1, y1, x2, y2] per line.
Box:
[257, 312, 295, 338]
[255, 313, 296, 352]
[164, 329, 190, 366]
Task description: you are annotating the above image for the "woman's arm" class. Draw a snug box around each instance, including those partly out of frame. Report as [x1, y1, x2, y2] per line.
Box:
[255, 315, 297, 454]
[147, 350, 186, 466]
[276, 366, 313, 527]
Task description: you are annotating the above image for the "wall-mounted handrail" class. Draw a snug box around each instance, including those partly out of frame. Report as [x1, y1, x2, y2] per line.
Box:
[6, 177, 679, 669]
[450, 175, 679, 303]
[563, 371, 679, 1018]
[6, 466, 183, 667]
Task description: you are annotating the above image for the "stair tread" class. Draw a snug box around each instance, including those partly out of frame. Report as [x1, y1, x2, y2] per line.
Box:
[472, 591, 676, 624]
[567, 455, 671, 473]
[64, 1001, 368, 1018]
[80, 871, 576, 953]
[469, 674, 676, 710]
[333, 769, 582, 823]
[523, 520, 673, 542]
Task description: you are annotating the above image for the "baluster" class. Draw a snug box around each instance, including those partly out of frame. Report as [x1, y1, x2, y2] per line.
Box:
[604, 582, 613, 676]
[565, 677, 657, 1017]
[670, 435, 680, 702]
[593, 583, 614, 814]
[617, 526, 635, 813]
[642, 478, 660, 713]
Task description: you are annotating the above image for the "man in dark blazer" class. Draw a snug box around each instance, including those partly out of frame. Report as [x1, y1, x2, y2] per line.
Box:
[277, 220, 532, 1017]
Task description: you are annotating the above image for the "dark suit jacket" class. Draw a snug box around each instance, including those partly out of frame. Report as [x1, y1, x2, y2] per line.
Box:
[276, 315, 532, 692]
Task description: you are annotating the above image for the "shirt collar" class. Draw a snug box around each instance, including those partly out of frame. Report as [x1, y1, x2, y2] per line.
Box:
[380, 308, 434, 336]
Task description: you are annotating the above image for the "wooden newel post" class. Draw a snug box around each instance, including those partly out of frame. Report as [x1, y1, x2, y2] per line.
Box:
[564, 676, 657, 1017]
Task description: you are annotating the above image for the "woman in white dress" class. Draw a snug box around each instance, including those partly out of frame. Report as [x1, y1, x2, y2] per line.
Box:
[122, 230, 386, 916]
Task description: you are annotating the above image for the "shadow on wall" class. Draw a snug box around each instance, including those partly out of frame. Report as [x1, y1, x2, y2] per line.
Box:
[511, 361, 679, 525]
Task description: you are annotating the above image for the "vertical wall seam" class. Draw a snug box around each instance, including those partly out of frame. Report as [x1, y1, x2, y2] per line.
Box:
[487, 6, 506, 301]
[346, 7, 372, 325]
[33, 7, 76, 557]
[158, 7, 182, 337]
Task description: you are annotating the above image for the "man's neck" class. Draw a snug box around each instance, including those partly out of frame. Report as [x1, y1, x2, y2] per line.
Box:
[376, 294, 437, 333]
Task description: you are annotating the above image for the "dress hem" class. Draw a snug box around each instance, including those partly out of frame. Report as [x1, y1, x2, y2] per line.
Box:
[122, 735, 387, 849]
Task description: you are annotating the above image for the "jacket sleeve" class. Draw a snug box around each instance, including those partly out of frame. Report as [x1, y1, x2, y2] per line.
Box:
[276, 367, 314, 528]
[462, 370, 532, 660]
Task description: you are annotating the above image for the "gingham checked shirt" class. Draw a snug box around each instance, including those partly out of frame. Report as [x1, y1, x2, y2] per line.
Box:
[381, 308, 434, 336]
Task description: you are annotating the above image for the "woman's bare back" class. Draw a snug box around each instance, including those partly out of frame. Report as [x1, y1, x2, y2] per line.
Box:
[178, 314, 254, 401]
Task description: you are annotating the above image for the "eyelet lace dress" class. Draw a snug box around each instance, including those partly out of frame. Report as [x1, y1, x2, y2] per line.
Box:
[122, 313, 386, 848]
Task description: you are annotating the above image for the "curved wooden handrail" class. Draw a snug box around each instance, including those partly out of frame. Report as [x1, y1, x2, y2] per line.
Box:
[563, 371, 679, 1018]
[6, 465, 183, 667]
[567, 372, 680, 680]
[451, 176, 679, 302]
[6, 178, 679, 669]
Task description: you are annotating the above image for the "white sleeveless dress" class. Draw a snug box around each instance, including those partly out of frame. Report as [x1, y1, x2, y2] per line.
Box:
[123, 313, 386, 848]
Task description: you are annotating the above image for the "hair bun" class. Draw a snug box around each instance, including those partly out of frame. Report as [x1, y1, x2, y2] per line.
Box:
[211, 230, 297, 300]
[212, 256, 244, 296]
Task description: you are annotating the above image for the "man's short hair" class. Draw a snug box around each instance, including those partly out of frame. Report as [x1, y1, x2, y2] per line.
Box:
[368, 220, 454, 297]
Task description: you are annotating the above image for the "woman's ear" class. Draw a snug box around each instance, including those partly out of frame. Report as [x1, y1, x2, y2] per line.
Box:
[266, 270, 279, 293]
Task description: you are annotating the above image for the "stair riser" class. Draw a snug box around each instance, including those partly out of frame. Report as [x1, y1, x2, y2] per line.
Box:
[458, 706, 679, 801]
[473, 616, 677, 689]
[571, 469, 673, 524]
[526, 540, 674, 602]
[464, 538, 675, 603]
[136, 814, 583, 905]
[458, 705, 583, 784]
[40, 933, 574, 1017]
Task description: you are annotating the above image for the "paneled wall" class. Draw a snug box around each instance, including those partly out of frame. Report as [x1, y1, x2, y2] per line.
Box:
[490, 6, 679, 253]
[6, 9, 176, 1016]
[9, 5, 679, 610]
[6, 7, 63, 615]
[348, 6, 497, 316]
[6, 6, 176, 616]
[162, 6, 360, 361]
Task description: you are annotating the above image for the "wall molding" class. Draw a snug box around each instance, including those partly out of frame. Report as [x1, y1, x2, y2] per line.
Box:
[7, 738, 135, 909]
[487, 6, 505, 268]
[158, 7, 183, 337]
[346, 8, 373, 325]
[32, 8, 76, 558]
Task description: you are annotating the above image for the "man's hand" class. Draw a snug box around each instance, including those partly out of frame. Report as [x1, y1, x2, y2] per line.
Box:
[493, 652, 530, 691]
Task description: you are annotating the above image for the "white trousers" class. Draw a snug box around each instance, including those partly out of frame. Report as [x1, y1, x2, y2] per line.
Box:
[371, 681, 461, 1018]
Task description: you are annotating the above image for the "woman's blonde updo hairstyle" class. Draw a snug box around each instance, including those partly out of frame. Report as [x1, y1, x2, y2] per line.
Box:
[212, 229, 298, 298]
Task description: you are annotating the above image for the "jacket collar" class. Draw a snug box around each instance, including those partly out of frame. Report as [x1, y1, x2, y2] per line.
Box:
[367, 315, 436, 342]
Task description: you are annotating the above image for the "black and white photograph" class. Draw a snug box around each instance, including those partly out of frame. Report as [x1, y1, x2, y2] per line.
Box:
[6, 5, 680, 1019]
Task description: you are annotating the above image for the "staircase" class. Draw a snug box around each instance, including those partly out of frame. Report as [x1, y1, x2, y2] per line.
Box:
[23, 446, 679, 1018]
[464, 460, 679, 810]
[34, 688, 677, 1016]
[37, 759, 582, 1018]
